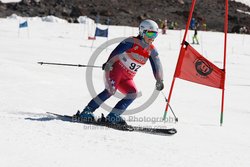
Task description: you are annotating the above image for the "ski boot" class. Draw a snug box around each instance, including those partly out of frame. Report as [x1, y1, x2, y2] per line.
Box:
[106, 112, 127, 126]
[77, 106, 95, 122]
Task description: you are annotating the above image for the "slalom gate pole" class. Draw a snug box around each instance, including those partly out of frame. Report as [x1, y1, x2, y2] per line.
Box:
[37, 62, 102, 68]
[163, 0, 197, 121]
[161, 91, 178, 122]
[220, 0, 228, 126]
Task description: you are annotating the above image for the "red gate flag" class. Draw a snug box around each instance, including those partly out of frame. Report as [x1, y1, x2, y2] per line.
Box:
[174, 41, 225, 89]
[164, 0, 228, 125]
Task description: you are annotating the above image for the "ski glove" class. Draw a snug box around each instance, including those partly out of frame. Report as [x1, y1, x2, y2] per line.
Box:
[156, 80, 164, 91]
[102, 62, 113, 71]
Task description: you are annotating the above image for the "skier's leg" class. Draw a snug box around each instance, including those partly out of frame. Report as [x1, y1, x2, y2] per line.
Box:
[80, 64, 122, 120]
[113, 78, 137, 114]
[106, 79, 137, 125]
[80, 89, 112, 121]
[195, 35, 199, 44]
[192, 36, 195, 44]
[85, 89, 113, 112]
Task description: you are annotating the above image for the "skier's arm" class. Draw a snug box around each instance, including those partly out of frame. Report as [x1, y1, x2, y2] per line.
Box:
[102, 38, 134, 71]
[149, 50, 164, 91]
[149, 50, 163, 81]
[107, 38, 134, 62]
[102, 38, 133, 71]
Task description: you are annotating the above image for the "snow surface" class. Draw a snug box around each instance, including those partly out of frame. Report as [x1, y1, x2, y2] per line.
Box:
[233, 0, 250, 7]
[0, 0, 21, 3]
[1, 16, 250, 167]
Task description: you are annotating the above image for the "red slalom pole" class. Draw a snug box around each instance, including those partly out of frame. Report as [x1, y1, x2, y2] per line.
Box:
[163, 0, 197, 120]
[220, 0, 228, 126]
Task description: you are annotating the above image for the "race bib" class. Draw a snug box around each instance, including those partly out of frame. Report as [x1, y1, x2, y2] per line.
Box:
[120, 54, 142, 73]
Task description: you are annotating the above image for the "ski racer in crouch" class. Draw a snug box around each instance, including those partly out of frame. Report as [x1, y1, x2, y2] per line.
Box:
[79, 19, 164, 126]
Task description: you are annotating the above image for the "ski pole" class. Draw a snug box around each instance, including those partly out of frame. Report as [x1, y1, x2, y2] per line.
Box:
[160, 91, 178, 122]
[37, 62, 102, 68]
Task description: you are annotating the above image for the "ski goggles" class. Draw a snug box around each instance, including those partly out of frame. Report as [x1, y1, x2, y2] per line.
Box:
[144, 31, 158, 39]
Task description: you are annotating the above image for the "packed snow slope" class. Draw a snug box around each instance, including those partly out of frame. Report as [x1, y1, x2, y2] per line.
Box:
[0, 17, 250, 167]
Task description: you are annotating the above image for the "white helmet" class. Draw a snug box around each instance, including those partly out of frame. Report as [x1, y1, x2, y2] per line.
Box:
[139, 19, 159, 36]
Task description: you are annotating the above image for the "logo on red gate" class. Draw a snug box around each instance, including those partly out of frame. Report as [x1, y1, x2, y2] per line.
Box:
[195, 58, 213, 76]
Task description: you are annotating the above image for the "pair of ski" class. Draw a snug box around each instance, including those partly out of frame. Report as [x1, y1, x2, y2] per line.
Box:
[47, 112, 177, 136]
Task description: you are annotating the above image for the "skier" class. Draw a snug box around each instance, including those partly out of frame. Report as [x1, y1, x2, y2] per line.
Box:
[192, 22, 199, 44]
[79, 19, 164, 125]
